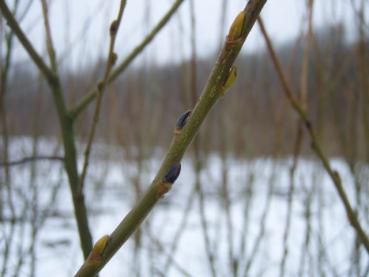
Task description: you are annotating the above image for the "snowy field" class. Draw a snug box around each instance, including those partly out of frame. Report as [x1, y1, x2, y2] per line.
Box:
[1, 137, 369, 276]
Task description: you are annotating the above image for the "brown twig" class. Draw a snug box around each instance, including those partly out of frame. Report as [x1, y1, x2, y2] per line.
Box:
[40, 0, 58, 72]
[258, 16, 369, 254]
[70, 0, 186, 119]
[78, 0, 127, 194]
[280, 1, 313, 273]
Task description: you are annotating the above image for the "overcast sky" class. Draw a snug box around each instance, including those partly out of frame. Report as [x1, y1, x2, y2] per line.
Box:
[4, 0, 367, 71]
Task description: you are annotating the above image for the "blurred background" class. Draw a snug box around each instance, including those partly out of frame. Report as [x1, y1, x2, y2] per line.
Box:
[1, 0, 369, 276]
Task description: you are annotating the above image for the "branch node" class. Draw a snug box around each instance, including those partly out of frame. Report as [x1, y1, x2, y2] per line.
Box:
[110, 52, 118, 66]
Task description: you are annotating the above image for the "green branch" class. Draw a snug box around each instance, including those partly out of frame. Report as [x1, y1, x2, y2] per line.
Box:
[74, 1, 267, 276]
[0, 0, 94, 258]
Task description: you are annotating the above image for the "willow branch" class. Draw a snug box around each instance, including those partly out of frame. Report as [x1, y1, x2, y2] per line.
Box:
[40, 0, 58, 72]
[70, 0, 185, 119]
[257, 16, 369, 254]
[0, 1, 56, 84]
[74, 1, 267, 276]
[1, 0, 94, 258]
[78, 0, 127, 194]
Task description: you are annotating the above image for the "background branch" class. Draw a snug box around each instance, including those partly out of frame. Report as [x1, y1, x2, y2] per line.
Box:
[0, 156, 64, 167]
[257, 16, 369, 254]
[70, 0, 186, 119]
[78, 0, 127, 194]
[0, 0, 94, 258]
[0, 0, 55, 84]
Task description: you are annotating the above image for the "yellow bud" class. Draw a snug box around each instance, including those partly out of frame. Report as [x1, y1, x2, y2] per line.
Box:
[91, 235, 110, 258]
[221, 66, 237, 94]
[228, 11, 246, 41]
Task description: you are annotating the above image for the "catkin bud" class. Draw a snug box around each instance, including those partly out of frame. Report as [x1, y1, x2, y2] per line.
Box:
[110, 20, 118, 36]
[221, 66, 237, 94]
[163, 163, 181, 184]
[175, 110, 192, 132]
[227, 11, 246, 41]
[88, 234, 110, 266]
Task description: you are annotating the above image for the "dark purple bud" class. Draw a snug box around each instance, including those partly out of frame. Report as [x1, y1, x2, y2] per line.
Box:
[176, 110, 192, 130]
[110, 20, 118, 35]
[305, 120, 312, 130]
[163, 163, 181, 184]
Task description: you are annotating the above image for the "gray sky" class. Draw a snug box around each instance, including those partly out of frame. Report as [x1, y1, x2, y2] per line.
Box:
[5, 0, 366, 71]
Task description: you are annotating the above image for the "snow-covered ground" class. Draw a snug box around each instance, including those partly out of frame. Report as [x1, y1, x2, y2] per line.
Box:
[1, 137, 368, 276]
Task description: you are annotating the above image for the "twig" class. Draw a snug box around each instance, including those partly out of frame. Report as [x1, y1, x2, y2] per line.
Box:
[40, 0, 58, 72]
[0, 2, 20, 275]
[298, 182, 315, 277]
[0, 156, 64, 167]
[162, 2, 198, 272]
[162, 186, 196, 274]
[279, 122, 302, 277]
[74, 1, 267, 276]
[236, 171, 255, 274]
[0, 0, 19, 221]
[189, 1, 217, 276]
[0, 0, 94, 258]
[243, 166, 276, 275]
[146, 230, 194, 277]
[78, 0, 127, 194]
[221, 156, 236, 276]
[280, 1, 313, 272]
[258, 16, 369, 254]
[0, 1, 56, 84]
[70, 0, 186, 119]
[196, 157, 217, 277]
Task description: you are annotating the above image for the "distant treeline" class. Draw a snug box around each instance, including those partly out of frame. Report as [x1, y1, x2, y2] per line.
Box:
[4, 23, 369, 159]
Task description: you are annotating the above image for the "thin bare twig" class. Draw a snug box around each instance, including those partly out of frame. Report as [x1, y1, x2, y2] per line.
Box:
[280, 1, 313, 273]
[0, 2, 21, 275]
[0, 1, 55, 84]
[40, 0, 58, 72]
[78, 0, 127, 194]
[0, 156, 64, 167]
[258, 16, 369, 254]
[69, 0, 186, 119]
[0, 0, 94, 258]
